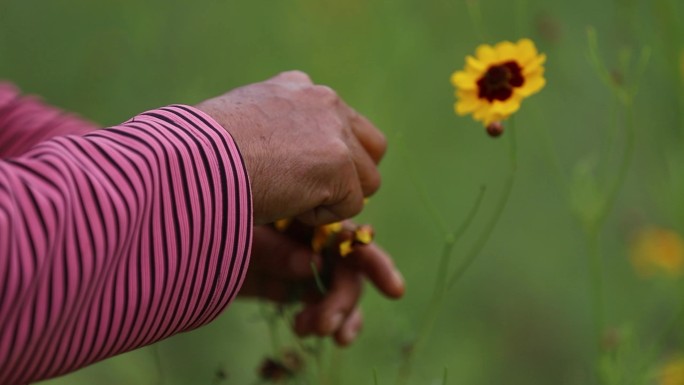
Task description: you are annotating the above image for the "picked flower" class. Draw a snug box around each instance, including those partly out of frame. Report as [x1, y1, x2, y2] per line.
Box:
[451, 38, 546, 129]
[630, 226, 684, 279]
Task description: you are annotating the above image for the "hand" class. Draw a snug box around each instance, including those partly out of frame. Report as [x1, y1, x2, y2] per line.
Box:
[195, 71, 387, 226]
[238, 224, 404, 346]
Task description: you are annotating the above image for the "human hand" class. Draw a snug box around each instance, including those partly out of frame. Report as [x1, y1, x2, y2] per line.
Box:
[238, 223, 404, 346]
[195, 71, 387, 226]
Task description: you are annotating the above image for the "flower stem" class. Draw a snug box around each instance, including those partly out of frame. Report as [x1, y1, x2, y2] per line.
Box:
[447, 120, 518, 291]
[396, 133, 451, 236]
[396, 186, 486, 385]
[396, 121, 517, 385]
[586, 232, 605, 354]
[464, 0, 487, 42]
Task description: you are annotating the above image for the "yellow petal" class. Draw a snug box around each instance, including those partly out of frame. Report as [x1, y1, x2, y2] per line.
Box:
[493, 40, 518, 61]
[339, 240, 353, 257]
[466, 55, 486, 73]
[523, 53, 547, 76]
[472, 103, 491, 123]
[451, 71, 477, 90]
[475, 44, 498, 66]
[515, 38, 539, 65]
[517, 76, 546, 97]
[274, 218, 292, 231]
[489, 98, 522, 116]
[455, 91, 482, 115]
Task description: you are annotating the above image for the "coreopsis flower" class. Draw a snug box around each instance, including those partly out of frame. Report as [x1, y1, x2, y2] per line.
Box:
[311, 222, 344, 253]
[451, 38, 546, 129]
[660, 356, 684, 385]
[630, 226, 684, 279]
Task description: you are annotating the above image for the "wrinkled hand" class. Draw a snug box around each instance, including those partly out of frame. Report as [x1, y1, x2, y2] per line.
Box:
[238, 224, 404, 346]
[195, 71, 387, 226]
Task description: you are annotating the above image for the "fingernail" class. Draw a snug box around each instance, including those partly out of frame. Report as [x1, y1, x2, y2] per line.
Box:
[392, 269, 404, 288]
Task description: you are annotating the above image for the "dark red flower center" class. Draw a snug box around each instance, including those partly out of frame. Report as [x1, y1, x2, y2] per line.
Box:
[477, 61, 524, 102]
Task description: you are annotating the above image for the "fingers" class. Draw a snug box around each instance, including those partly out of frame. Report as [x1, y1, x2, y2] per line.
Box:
[347, 134, 382, 197]
[296, 164, 365, 226]
[334, 307, 363, 346]
[250, 226, 322, 278]
[344, 103, 388, 165]
[346, 243, 405, 299]
[294, 264, 363, 339]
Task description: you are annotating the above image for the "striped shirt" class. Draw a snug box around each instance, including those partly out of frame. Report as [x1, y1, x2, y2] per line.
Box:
[0, 83, 253, 384]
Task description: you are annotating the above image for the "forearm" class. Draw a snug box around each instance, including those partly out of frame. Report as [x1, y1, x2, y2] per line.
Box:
[0, 82, 99, 157]
[0, 105, 252, 384]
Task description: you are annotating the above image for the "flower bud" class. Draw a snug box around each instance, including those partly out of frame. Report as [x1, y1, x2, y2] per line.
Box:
[486, 121, 504, 137]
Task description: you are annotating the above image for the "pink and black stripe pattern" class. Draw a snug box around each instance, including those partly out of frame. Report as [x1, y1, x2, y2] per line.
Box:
[0, 85, 252, 385]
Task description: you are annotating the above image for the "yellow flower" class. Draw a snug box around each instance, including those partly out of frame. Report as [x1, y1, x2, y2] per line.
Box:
[311, 222, 344, 253]
[339, 239, 354, 257]
[354, 225, 374, 245]
[630, 226, 684, 279]
[451, 38, 546, 126]
[660, 356, 684, 385]
[274, 218, 293, 232]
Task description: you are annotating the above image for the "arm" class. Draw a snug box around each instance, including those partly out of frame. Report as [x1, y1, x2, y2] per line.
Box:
[0, 105, 252, 384]
[0, 82, 99, 157]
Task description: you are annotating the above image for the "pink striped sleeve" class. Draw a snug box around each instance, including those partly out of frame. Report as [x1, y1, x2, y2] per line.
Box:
[0, 105, 253, 385]
[0, 82, 99, 157]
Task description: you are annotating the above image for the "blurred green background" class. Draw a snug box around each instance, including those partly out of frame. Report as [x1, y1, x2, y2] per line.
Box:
[2, 0, 683, 384]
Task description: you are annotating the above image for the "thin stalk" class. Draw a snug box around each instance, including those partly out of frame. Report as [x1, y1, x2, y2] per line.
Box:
[515, 0, 529, 37]
[447, 120, 518, 291]
[592, 102, 636, 231]
[397, 123, 516, 385]
[151, 343, 165, 385]
[397, 133, 451, 236]
[629, 293, 684, 385]
[465, 0, 486, 42]
[396, 187, 486, 385]
[586, 232, 605, 354]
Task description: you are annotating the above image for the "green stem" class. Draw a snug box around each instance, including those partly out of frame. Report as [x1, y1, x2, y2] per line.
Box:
[447, 121, 518, 291]
[592, 102, 636, 232]
[515, 0, 528, 37]
[151, 343, 165, 385]
[587, 232, 605, 354]
[396, 187, 486, 385]
[629, 293, 684, 385]
[464, 0, 486, 41]
[397, 133, 451, 236]
[396, 122, 517, 385]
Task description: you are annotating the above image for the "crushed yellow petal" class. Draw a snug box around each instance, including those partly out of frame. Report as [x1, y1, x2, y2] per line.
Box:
[339, 240, 353, 257]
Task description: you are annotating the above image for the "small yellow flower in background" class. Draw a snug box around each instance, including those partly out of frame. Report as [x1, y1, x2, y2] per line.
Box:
[451, 38, 546, 128]
[630, 226, 684, 279]
[659, 356, 684, 385]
